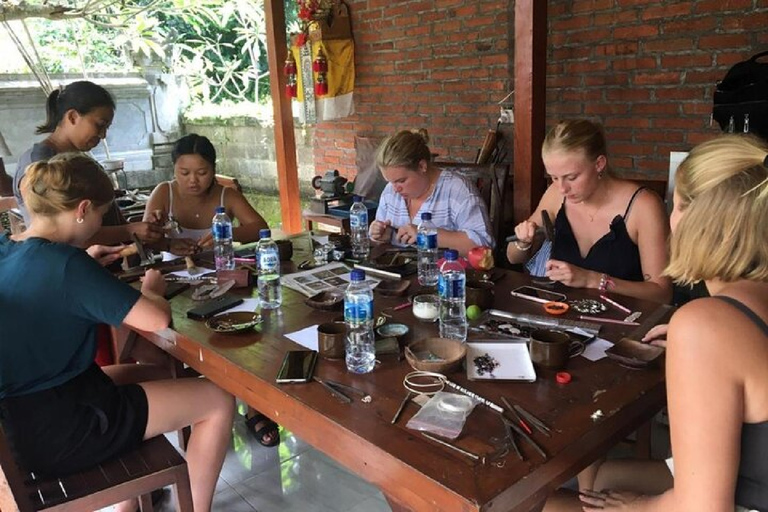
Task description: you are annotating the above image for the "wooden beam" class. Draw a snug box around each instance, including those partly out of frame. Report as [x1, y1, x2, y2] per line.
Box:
[265, 0, 302, 233]
[513, 0, 547, 224]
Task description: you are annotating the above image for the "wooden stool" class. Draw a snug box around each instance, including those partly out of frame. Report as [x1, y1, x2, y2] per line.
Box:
[0, 424, 194, 512]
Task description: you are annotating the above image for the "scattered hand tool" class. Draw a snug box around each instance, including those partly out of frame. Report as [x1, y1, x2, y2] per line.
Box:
[512, 404, 552, 437]
[391, 391, 412, 424]
[131, 233, 162, 267]
[497, 413, 548, 460]
[421, 433, 484, 464]
[185, 256, 202, 276]
[500, 396, 533, 435]
[313, 377, 372, 403]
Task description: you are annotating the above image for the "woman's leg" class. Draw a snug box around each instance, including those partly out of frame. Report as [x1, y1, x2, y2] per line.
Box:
[139, 378, 235, 512]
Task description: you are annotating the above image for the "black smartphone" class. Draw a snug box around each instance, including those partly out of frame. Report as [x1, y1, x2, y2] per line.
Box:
[276, 350, 318, 384]
[164, 282, 190, 300]
[510, 285, 567, 304]
[186, 295, 244, 320]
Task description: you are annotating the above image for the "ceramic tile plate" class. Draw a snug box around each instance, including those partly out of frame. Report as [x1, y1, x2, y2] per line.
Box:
[466, 341, 536, 381]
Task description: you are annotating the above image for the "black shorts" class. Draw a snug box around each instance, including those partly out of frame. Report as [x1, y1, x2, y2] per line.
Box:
[0, 364, 149, 477]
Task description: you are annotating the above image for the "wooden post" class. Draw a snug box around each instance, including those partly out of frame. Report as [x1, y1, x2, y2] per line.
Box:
[265, 0, 302, 233]
[513, 0, 547, 224]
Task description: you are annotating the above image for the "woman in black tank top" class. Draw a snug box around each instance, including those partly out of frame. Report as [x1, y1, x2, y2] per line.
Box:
[544, 135, 768, 512]
[507, 120, 672, 303]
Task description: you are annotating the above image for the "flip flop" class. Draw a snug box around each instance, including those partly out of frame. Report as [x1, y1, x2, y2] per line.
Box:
[244, 412, 281, 447]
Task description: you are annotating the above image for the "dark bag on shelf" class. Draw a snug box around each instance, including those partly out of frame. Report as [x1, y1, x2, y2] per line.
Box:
[712, 50, 768, 139]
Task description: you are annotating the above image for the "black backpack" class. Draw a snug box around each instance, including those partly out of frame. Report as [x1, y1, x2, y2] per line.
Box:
[712, 50, 768, 140]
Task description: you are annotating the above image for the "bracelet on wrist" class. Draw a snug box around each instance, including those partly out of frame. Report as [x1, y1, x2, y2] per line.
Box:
[513, 240, 532, 252]
[598, 273, 615, 292]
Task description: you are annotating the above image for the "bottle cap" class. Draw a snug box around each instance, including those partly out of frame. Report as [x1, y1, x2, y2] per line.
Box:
[350, 269, 366, 282]
[421, 212, 432, 221]
[259, 228, 271, 238]
[556, 372, 572, 385]
[215, 206, 225, 214]
[444, 249, 458, 261]
[353, 195, 363, 203]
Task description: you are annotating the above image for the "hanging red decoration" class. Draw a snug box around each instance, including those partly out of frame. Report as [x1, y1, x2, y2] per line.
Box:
[314, 73, 328, 96]
[284, 50, 298, 98]
[284, 53, 297, 76]
[312, 48, 328, 73]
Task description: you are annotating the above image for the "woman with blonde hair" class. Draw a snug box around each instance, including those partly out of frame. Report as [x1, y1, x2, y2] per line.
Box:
[0, 154, 234, 512]
[507, 119, 671, 303]
[369, 129, 493, 256]
[545, 134, 768, 512]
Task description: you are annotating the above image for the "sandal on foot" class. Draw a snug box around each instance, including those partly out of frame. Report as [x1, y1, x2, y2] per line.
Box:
[244, 412, 281, 447]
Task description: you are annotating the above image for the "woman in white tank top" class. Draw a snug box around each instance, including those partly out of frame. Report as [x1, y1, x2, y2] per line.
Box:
[142, 134, 268, 260]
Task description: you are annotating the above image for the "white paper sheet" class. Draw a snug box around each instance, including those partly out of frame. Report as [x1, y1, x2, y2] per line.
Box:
[168, 267, 216, 278]
[581, 337, 614, 361]
[284, 324, 320, 351]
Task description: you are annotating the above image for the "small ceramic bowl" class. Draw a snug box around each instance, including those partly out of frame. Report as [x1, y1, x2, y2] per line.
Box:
[376, 323, 410, 338]
[412, 294, 440, 323]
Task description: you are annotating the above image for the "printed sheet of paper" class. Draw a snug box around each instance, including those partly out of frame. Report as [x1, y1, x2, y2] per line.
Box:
[282, 262, 380, 298]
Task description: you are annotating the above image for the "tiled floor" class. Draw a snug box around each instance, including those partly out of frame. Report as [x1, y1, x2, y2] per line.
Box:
[101, 402, 391, 512]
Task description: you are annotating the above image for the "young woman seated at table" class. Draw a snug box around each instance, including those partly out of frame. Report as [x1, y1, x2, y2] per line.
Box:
[142, 134, 279, 447]
[369, 129, 494, 256]
[12, 80, 164, 244]
[143, 133, 268, 259]
[0, 154, 234, 512]
[545, 135, 768, 512]
[506, 119, 671, 303]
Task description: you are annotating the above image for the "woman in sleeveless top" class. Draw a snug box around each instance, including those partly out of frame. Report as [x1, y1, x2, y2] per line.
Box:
[544, 134, 768, 512]
[507, 120, 671, 303]
[143, 134, 268, 258]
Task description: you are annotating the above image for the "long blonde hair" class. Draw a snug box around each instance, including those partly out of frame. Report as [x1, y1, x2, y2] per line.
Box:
[22, 153, 114, 217]
[666, 134, 768, 285]
[375, 129, 431, 172]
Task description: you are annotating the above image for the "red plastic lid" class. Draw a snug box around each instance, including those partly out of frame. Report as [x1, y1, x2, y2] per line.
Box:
[556, 372, 572, 384]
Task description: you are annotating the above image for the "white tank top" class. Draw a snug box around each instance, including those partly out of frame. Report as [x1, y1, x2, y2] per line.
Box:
[161, 181, 227, 261]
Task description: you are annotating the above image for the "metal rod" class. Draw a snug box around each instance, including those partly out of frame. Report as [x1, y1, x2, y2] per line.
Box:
[443, 379, 504, 414]
[513, 404, 552, 437]
[503, 417, 548, 460]
[579, 315, 640, 326]
[313, 376, 351, 404]
[391, 392, 412, 424]
[421, 433, 483, 463]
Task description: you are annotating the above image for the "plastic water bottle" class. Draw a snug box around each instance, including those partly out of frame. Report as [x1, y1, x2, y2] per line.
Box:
[417, 212, 438, 287]
[212, 206, 235, 270]
[438, 249, 467, 342]
[257, 228, 282, 309]
[349, 195, 370, 260]
[344, 269, 375, 373]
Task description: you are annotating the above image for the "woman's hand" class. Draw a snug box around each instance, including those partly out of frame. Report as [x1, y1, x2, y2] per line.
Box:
[370, 220, 392, 242]
[580, 489, 642, 511]
[642, 324, 668, 348]
[168, 238, 201, 256]
[395, 224, 417, 245]
[140, 268, 166, 297]
[545, 259, 600, 289]
[514, 219, 539, 245]
[196, 232, 214, 249]
[127, 222, 164, 243]
[86, 244, 125, 266]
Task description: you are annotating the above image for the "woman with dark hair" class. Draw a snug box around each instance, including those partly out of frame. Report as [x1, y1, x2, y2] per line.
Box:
[143, 133, 268, 258]
[0, 154, 234, 512]
[12, 80, 163, 244]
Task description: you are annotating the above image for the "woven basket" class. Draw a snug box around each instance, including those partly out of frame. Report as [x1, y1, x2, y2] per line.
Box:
[405, 338, 466, 374]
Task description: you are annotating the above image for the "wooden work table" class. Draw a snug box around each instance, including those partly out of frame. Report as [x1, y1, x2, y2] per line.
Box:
[129, 250, 668, 512]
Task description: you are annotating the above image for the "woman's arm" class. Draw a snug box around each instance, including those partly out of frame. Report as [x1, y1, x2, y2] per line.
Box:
[506, 184, 560, 264]
[122, 269, 171, 333]
[228, 189, 269, 243]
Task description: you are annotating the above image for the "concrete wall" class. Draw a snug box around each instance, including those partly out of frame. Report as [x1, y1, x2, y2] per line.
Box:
[183, 120, 316, 195]
[0, 72, 185, 188]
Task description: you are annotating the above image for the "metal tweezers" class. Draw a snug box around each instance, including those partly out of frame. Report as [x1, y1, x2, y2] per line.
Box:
[313, 377, 371, 403]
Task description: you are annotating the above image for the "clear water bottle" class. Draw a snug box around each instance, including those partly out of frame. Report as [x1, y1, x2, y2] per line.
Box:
[438, 249, 467, 342]
[212, 206, 235, 270]
[349, 195, 370, 260]
[257, 228, 282, 309]
[344, 269, 375, 373]
[417, 212, 438, 287]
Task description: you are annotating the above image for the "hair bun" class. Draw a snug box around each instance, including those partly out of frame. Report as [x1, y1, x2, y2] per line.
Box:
[415, 128, 430, 144]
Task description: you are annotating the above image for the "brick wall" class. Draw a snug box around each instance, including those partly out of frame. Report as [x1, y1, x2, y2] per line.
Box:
[314, 1, 767, 183]
[312, 0, 511, 180]
[547, 0, 768, 180]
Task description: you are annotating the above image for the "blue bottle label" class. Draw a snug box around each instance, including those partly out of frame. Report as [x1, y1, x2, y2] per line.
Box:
[344, 299, 372, 323]
[350, 211, 368, 229]
[417, 232, 437, 250]
[438, 274, 464, 299]
[259, 250, 279, 272]
[212, 223, 231, 240]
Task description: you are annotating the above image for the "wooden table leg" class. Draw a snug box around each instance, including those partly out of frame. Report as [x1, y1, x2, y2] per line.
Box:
[384, 494, 410, 512]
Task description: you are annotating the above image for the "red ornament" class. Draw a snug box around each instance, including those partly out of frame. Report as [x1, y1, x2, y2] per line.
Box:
[314, 74, 328, 96]
[296, 32, 308, 47]
[312, 48, 328, 73]
[286, 82, 297, 98]
[283, 54, 297, 75]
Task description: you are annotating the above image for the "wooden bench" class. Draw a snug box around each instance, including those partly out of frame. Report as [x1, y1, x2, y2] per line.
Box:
[0, 424, 193, 512]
